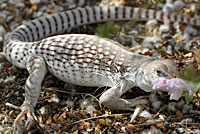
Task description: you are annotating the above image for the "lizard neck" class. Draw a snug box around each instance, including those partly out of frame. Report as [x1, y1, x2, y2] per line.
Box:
[115, 52, 156, 88]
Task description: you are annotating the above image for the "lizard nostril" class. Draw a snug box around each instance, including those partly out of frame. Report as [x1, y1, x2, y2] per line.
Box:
[171, 75, 177, 78]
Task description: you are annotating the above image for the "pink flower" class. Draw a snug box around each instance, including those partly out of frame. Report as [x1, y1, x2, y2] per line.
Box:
[152, 77, 193, 100]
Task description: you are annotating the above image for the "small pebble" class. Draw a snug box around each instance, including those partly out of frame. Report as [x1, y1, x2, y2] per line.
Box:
[4, 76, 14, 84]
[194, 129, 200, 134]
[176, 127, 185, 133]
[146, 20, 158, 26]
[152, 101, 162, 110]
[145, 36, 162, 43]
[190, 4, 196, 12]
[159, 24, 170, 33]
[121, 126, 127, 133]
[184, 26, 198, 36]
[128, 29, 138, 36]
[173, 0, 185, 11]
[85, 104, 96, 114]
[62, 0, 76, 9]
[139, 110, 152, 118]
[29, 0, 42, 5]
[81, 100, 89, 108]
[148, 128, 160, 134]
[157, 2, 164, 9]
[14, 0, 25, 8]
[182, 104, 193, 113]
[0, 62, 4, 69]
[77, 0, 85, 7]
[159, 114, 165, 121]
[0, 125, 3, 131]
[0, 25, 6, 36]
[162, 3, 174, 13]
[184, 53, 192, 58]
[185, 41, 193, 49]
[183, 33, 190, 41]
[39, 107, 45, 115]
[0, 36, 3, 43]
[167, 102, 176, 112]
[173, 22, 182, 34]
[149, 92, 159, 103]
[64, 100, 74, 107]
[141, 48, 150, 54]
[48, 94, 60, 103]
[175, 42, 186, 49]
[177, 99, 185, 109]
[142, 41, 152, 48]
[0, 11, 9, 22]
[166, 45, 173, 55]
[9, 21, 19, 30]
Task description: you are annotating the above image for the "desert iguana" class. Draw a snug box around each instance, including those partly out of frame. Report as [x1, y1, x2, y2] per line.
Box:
[2, 6, 199, 129]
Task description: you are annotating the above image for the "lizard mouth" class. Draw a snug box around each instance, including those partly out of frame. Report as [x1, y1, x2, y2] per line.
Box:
[164, 74, 177, 79]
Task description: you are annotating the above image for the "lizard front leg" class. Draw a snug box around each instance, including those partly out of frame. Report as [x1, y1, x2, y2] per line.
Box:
[14, 55, 47, 129]
[99, 79, 148, 111]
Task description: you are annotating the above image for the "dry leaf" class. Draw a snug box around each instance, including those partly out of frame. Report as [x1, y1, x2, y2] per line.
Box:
[53, 114, 59, 123]
[95, 124, 101, 132]
[183, 8, 192, 13]
[3, 126, 10, 132]
[98, 119, 106, 125]
[192, 48, 200, 68]
[126, 123, 135, 131]
[0, 115, 3, 122]
[80, 121, 91, 130]
[157, 123, 167, 132]
[31, 5, 38, 11]
[197, 92, 200, 98]
[53, 125, 60, 131]
[43, 79, 54, 86]
[38, 116, 43, 124]
[175, 109, 183, 117]
[103, 111, 111, 116]
[58, 112, 67, 122]
[71, 125, 78, 132]
[46, 117, 52, 125]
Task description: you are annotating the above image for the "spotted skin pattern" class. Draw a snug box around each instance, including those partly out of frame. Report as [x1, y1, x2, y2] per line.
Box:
[3, 6, 198, 129]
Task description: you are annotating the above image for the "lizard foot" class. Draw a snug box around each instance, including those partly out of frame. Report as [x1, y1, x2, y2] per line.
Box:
[124, 98, 149, 111]
[13, 104, 37, 132]
[127, 96, 149, 109]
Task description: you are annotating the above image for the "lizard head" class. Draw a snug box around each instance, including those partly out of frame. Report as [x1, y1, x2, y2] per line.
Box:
[136, 59, 179, 92]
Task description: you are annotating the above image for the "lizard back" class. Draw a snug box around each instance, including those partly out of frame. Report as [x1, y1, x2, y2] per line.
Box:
[36, 34, 134, 87]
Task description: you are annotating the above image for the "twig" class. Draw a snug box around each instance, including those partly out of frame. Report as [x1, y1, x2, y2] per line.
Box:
[68, 113, 130, 125]
[189, 110, 200, 115]
[132, 115, 194, 127]
[44, 87, 88, 95]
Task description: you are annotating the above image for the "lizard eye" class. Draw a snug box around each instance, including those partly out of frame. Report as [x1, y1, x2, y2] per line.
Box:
[155, 69, 162, 74]
[155, 69, 164, 77]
